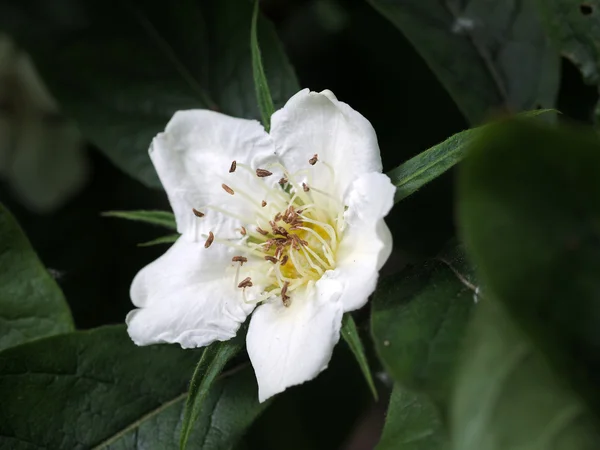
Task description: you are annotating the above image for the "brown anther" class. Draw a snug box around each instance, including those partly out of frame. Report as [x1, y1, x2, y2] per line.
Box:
[238, 277, 253, 288]
[279, 177, 288, 185]
[275, 247, 283, 259]
[192, 208, 205, 217]
[229, 160, 237, 173]
[222, 184, 234, 195]
[264, 256, 278, 264]
[240, 226, 247, 236]
[309, 154, 318, 165]
[281, 282, 290, 307]
[293, 235, 308, 247]
[302, 182, 310, 192]
[232, 256, 248, 265]
[256, 226, 268, 236]
[256, 168, 273, 178]
[275, 227, 288, 237]
[280, 255, 289, 266]
[204, 231, 214, 248]
[262, 200, 267, 207]
[274, 212, 282, 222]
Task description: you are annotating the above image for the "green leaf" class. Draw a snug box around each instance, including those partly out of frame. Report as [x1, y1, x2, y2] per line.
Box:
[0, 202, 73, 351]
[0, 326, 265, 449]
[387, 109, 556, 203]
[452, 299, 600, 450]
[457, 119, 600, 421]
[371, 246, 474, 409]
[0, 0, 299, 187]
[377, 384, 447, 450]
[138, 234, 180, 247]
[180, 333, 245, 450]
[340, 314, 378, 400]
[367, 0, 560, 124]
[251, 0, 275, 131]
[103, 210, 177, 230]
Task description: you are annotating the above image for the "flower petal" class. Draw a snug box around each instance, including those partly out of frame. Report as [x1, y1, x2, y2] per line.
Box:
[127, 237, 254, 349]
[335, 172, 395, 312]
[151, 110, 276, 240]
[246, 276, 344, 402]
[270, 89, 382, 197]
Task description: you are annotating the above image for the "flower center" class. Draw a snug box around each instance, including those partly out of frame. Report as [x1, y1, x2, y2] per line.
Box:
[194, 154, 345, 308]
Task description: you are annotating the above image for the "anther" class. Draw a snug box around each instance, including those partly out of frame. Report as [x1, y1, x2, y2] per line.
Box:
[265, 256, 279, 264]
[256, 168, 273, 178]
[279, 177, 288, 185]
[256, 226, 268, 236]
[302, 182, 310, 192]
[192, 208, 205, 217]
[222, 184, 235, 195]
[238, 277, 253, 288]
[232, 256, 248, 265]
[229, 160, 237, 173]
[280, 255, 289, 266]
[309, 154, 318, 165]
[240, 226, 247, 236]
[281, 281, 290, 307]
[262, 200, 267, 207]
[274, 212, 282, 222]
[204, 231, 215, 248]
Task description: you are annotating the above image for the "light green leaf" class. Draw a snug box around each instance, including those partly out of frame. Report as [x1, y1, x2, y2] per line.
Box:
[387, 109, 555, 203]
[0, 202, 73, 351]
[377, 384, 447, 450]
[103, 210, 177, 230]
[340, 314, 378, 400]
[457, 119, 600, 421]
[367, 0, 560, 124]
[251, 0, 275, 131]
[138, 234, 180, 247]
[0, 0, 299, 187]
[371, 245, 474, 409]
[180, 333, 245, 450]
[0, 326, 265, 450]
[452, 299, 600, 450]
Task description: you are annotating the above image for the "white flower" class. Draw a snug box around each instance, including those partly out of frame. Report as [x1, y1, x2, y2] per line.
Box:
[126, 89, 395, 402]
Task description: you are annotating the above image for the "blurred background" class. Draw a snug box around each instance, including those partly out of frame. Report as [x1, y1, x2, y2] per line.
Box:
[0, 0, 597, 447]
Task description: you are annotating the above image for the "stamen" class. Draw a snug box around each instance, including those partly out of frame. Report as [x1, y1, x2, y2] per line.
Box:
[297, 226, 336, 264]
[204, 231, 214, 248]
[262, 200, 267, 207]
[222, 184, 235, 195]
[229, 160, 237, 173]
[265, 256, 279, 264]
[279, 177, 288, 185]
[280, 255, 289, 266]
[192, 208, 205, 217]
[240, 226, 247, 236]
[303, 182, 310, 192]
[256, 168, 273, 178]
[238, 277, 253, 288]
[232, 256, 248, 265]
[309, 154, 318, 165]
[256, 226, 268, 236]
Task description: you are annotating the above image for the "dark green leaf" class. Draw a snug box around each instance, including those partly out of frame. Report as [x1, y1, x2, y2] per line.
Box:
[0, 202, 73, 351]
[386, 109, 556, 203]
[535, 0, 600, 85]
[138, 234, 180, 247]
[367, 0, 559, 124]
[0, 326, 265, 450]
[340, 314, 378, 400]
[180, 334, 245, 450]
[251, 0, 275, 131]
[103, 210, 177, 230]
[371, 247, 474, 408]
[0, 0, 299, 187]
[452, 299, 600, 450]
[377, 384, 447, 450]
[457, 120, 600, 420]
